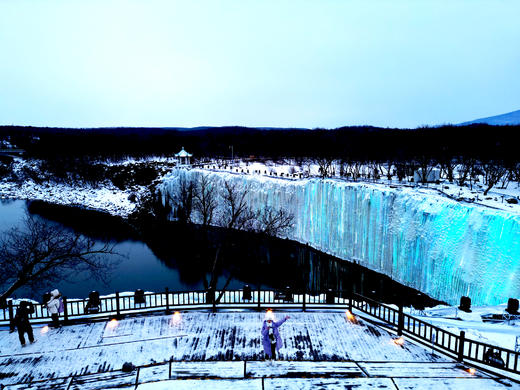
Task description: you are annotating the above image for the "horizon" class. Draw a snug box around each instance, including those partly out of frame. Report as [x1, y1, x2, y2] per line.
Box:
[1, 0, 519, 129]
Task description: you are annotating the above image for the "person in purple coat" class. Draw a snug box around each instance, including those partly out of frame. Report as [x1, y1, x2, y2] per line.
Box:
[261, 313, 290, 360]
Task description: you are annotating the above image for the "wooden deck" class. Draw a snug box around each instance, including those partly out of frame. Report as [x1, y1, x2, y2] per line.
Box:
[0, 311, 517, 389]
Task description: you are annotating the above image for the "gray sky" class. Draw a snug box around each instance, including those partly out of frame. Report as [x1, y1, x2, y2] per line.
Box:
[1, 0, 519, 128]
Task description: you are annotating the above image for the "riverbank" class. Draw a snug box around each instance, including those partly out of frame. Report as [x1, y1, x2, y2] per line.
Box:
[0, 179, 139, 217]
[0, 156, 177, 218]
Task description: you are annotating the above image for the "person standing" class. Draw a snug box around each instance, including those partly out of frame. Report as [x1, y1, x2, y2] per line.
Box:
[47, 289, 62, 328]
[14, 305, 34, 347]
[261, 314, 290, 361]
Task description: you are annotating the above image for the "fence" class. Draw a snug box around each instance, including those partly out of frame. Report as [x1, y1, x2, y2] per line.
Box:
[2, 288, 519, 375]
[0, 288, 342, 324]
[350, 293, 520, 375]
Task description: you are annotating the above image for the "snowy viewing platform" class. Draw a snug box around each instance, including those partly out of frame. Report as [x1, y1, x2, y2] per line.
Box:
[1, 308, 518, 389]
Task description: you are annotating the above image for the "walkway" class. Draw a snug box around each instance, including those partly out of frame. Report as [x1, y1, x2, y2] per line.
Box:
[0, 311, 517, 389]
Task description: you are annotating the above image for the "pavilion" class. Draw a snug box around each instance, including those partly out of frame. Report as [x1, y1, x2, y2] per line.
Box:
[175, 147, 193, 165]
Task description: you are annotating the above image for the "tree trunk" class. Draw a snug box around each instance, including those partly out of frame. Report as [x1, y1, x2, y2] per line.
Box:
[215, 274, 233, 304]
[0, 278, 25, 302]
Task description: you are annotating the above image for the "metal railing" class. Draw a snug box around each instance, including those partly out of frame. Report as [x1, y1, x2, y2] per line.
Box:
[350, 293, 520, 375]
[2, 288, 519, 375]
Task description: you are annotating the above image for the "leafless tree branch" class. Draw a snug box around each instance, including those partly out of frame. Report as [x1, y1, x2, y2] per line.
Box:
[220, 180, 255, 230]
[255, 207, 294, 237]
[193, 174, 217, 227]
[0, 216, 119, 301]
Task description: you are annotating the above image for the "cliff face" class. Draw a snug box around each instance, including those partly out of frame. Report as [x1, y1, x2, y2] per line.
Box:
[161, 169, 520, 305]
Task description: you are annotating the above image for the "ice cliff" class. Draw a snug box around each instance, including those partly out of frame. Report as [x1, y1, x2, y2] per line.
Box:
[160, 169, 520, 306]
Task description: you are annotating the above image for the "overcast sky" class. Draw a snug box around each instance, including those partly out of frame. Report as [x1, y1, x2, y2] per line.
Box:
[1, 0, 519, 129]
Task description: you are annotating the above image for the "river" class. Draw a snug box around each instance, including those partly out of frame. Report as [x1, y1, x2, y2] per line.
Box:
[0, 199, 439, 307]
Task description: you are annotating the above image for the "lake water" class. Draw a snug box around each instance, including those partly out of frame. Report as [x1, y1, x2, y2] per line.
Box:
[0, 199, 439, 307]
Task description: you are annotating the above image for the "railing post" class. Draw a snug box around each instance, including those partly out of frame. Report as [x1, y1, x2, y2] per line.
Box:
[135, 367, 140, 388]
[63, 296, 69, 324]
[115, 291, 121, 319]
[165, 287, 171, 314]
[458, 330, 465, 362]
[212, 292, 217, 313]
[8, 300, 15, 332]
[397, 304, 404, 336]
[348, 294, 353, 313]
[257, 285, 261, 312]
[302, 287, 306, 312]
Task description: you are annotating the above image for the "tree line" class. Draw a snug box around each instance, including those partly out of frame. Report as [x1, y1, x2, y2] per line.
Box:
[312, 156, 520, 196]
[1, 124, 519, 163]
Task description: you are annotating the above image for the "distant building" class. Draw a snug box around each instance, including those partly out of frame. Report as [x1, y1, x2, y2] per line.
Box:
[175, 147, 193, 165]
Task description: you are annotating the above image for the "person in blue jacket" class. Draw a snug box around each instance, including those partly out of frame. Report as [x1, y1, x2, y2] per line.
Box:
[261, 314, 290, 360]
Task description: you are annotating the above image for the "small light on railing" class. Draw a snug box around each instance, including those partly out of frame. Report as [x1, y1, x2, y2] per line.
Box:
[107, 318, 118, 329]
[41, 325, 49, 334]
[171, 311, 182, 325]
[468, 368, 476, 375]
[393, 336, 405, 346]
[346, 310, 355, 321]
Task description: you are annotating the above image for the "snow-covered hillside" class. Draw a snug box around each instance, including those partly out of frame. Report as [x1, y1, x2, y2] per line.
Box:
[161, 169, 520, 307]
[461, 109, 520, 126]
[0, 156, 177, 217]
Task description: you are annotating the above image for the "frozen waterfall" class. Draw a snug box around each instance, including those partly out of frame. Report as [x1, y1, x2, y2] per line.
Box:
[160, 169, 520, 306]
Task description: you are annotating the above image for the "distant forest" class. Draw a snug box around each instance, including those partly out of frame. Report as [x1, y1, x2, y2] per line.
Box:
[0, 124, 519, 163]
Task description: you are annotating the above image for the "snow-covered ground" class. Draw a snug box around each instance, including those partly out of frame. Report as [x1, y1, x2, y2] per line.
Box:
[0, 157, 177, 217]
[199, 159, 520, 214]
[2, 310, 517, 389]
[405, 304, 520, 352]
[0, 179, 138, 217]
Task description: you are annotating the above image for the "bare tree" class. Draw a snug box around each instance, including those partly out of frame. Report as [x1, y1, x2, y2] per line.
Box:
[439, 156, 457, 183]
[193, 174, 217, 227]
[457, 157, 476, 188]
[385, 160, 394, 181]
[394, 161, 407, 182]
[131, 187, 171, 221]
[482, 161, 508, 195]
[512, 163, 520, 185]
[415, 156, 436, 184]
[220, 180, 256, 230]
[303, 158, 313, 177]
[499, 166, 512, 190]
[173, 176, 195, 224]
[256, 207, 294, 237]
[368, 161, 383, 181]
[0, 216, 117, 302]
[202, 246, 232, 304]
[316, 157, 334, 178]
[344, 159, 363, 181]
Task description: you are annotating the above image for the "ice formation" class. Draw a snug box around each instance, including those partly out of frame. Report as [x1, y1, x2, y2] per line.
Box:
[160, 169, 520, 306]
